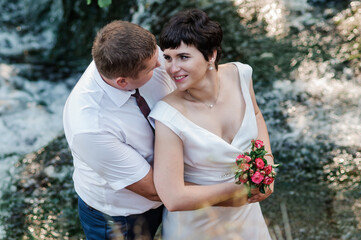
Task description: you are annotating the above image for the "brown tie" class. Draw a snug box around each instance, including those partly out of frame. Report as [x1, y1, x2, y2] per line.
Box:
[132, 88, 154, 133]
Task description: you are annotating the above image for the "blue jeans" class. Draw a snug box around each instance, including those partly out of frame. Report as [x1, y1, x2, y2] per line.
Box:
[78, 196, 163, 240]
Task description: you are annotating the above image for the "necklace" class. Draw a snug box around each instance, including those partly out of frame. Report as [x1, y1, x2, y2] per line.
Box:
[186, 80, 220, 109]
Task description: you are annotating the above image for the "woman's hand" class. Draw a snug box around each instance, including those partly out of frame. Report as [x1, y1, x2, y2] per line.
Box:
[247, 183, 273, 203]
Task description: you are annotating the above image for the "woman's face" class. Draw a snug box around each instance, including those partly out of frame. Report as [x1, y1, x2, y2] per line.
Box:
[163, 42, 209, 91]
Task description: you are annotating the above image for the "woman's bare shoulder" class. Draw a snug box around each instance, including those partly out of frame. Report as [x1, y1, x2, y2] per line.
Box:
[161, 90, 187, 112]
[219, 63, 239, 81]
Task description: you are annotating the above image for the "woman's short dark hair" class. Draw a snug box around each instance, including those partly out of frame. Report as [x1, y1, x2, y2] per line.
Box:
[160, 9, 223, 70]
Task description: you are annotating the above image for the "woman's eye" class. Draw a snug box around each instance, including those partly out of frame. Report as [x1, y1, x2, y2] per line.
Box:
[163, 55, 171, 61]
[180, 56, 189, 60]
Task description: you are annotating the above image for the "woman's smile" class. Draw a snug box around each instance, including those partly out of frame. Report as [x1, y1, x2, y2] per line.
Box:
[174, 75, 188, 83]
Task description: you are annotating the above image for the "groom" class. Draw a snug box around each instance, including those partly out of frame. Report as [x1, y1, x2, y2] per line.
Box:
[63, 20, 175, 239]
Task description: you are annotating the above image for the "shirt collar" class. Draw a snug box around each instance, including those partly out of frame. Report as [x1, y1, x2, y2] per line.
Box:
[92, 61, 136, 108]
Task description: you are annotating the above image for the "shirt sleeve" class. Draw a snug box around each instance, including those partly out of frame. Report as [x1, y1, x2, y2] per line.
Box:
[71, 131, 151, 191]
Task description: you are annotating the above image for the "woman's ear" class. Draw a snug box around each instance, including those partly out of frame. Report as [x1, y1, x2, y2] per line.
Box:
[210, 49, 217, 63]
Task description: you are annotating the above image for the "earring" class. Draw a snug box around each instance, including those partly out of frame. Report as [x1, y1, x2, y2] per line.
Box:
[209, 58, 215, 70]
[209, 59, 214, 70]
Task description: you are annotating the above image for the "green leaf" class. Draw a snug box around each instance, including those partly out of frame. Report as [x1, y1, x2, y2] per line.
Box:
[259, 185, 265, 194]
[98, 0, 112, 8]
[87, 0, 91, 5]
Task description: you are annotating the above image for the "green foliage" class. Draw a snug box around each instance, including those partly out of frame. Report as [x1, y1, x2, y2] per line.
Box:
[136, 0, 301, 88]
[50, 0, 137, 69]
[87, 0, 112, 8]
[332, 1, 361, 76]
[0, 135, 83, 239]
[68, 0, 304, 85]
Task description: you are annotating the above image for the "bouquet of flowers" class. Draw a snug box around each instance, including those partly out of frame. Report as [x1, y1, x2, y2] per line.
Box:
[234, 139, 279, 197]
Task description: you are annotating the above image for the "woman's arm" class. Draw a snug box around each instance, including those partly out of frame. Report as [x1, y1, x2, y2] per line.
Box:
[248, 78, 275, 203]
[153, 120, 247, 211]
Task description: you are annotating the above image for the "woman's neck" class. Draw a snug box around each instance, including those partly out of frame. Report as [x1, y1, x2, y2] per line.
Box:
[185, 73, 220, 108]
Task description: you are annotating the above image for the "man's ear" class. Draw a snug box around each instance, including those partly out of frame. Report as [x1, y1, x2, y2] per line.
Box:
[115, 77, 128, 89]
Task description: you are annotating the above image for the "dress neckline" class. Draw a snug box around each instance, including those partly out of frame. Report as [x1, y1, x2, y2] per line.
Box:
[160, 62, 251, 146]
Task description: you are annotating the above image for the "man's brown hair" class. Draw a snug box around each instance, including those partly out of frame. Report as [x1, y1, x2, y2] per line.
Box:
[92, 20, 157, 79]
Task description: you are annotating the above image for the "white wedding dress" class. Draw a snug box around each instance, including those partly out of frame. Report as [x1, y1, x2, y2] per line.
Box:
[149, 62, 272, 240]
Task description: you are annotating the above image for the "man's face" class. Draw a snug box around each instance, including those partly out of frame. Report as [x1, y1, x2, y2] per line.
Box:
[127, 48, 161, 89]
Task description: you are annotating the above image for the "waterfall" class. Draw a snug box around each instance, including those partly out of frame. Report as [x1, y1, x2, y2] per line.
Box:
[0, 0, 360, 238]
[0, 0, 62, 61]
[0, 0, 67, 183]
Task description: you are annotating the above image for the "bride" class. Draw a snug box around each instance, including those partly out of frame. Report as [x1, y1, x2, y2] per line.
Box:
[150, 8, 274, 239]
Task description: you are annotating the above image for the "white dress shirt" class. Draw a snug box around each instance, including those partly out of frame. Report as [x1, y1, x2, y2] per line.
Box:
[63, 51, 175, 216]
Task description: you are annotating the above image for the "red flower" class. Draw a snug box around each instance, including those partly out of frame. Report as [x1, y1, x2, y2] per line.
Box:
[251, 172, 264, 184]
[235, 139, 279, 196]
[236, 154, 245, 162]
[254, 140, 264, 149]
[255, 158, 265, 169]
[264, 165, 272, 175]
[236, 154, 251, 162]
[263, 176, 274, 185]
[240, 163, 250, 171]
[239, 173, 248, 183]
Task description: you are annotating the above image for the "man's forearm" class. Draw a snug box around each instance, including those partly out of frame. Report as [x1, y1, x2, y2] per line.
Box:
[126, 168, 161, 201]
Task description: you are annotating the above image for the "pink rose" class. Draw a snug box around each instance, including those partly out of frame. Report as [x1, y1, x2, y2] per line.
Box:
[255, 158, 265, 169]
[264, 165, 272, 175]
[240, 163, 250, 171]
[254, 140, 264, 149]
[236, 154, 252, 164]
[239, 173, 248, 183]
[251, 172, 264, 184]
[236, 154, 245, 162]
[263, 176, 274, 185]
